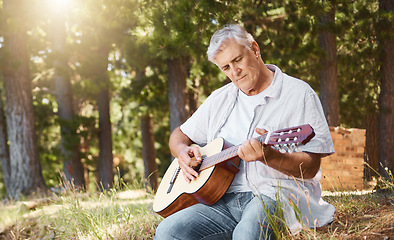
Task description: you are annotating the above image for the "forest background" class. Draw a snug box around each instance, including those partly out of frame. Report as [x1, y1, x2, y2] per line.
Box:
[0, 0, 393, 200]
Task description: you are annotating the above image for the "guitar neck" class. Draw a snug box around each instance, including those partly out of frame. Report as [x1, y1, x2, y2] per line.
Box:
[197, 124, 314, 171]
[199, 134, 266, 171]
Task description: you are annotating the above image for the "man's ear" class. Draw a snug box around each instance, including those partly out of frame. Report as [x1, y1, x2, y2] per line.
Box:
[251, 41, 260, 56]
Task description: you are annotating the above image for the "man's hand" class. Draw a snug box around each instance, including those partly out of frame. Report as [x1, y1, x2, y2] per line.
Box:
[237, 127, 322, 179]
[238, 128, 270, 162]
[169, 127, 203, 183]
[177, 146, 202, 183]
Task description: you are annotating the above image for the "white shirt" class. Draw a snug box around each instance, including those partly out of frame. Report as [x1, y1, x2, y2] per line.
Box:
[180, 65, 335, 234]
[217, 90, 264, 193]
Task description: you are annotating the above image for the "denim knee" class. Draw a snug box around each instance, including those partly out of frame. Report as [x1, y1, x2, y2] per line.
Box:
[154, 217, 180, 240]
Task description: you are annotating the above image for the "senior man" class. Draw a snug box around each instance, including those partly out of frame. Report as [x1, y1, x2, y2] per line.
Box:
[155, 24, 335, 240]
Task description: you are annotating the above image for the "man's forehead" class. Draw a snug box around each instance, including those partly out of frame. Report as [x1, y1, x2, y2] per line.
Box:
[218, 38, 241, 51]
[215, 39, 246, 57]
[215, 40, 245, 61]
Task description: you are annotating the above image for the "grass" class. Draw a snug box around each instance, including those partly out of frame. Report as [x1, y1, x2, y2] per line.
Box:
[0, 175, 393, 239]
[263, 166, 394, 240]
[316, 191, 394, 239]
[0, 188, 162, 239]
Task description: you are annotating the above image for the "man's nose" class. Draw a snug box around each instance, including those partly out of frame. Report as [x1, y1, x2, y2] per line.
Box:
[231, 64, 241, 76]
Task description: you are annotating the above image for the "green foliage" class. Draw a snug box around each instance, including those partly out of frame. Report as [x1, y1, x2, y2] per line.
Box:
[336, 0, 380, 128]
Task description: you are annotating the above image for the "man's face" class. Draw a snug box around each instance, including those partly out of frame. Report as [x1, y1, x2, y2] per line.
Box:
[214, 39, 263, 96]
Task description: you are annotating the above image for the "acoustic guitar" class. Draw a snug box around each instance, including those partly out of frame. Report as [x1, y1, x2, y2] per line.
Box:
[153, 124, 315, 218]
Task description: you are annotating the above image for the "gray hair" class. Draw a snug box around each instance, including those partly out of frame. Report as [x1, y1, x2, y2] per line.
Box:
[207, 24, 255, 64]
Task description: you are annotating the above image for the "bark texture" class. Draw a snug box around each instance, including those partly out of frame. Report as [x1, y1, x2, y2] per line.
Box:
[378, 0, 394, 178]
[167, 57, 189, 133]
[140, 114, 159, 192]
[96, 45, 114, 191]
[318, 3, 340, 126]
[52, 5, 84, 188]
[2, 0, 46, 198]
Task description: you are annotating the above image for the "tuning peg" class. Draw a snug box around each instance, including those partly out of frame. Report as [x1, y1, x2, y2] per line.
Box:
[275, 144, 285, 153]
[286, 144, 293, 154]
[280, 144, 289, 153]
[291, 143, 299, 153]
[279, 147, 286, 153]
[294, 143, 302, 152]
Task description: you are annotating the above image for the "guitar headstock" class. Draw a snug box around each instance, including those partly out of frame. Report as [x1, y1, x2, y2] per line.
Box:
[265, 124, 315, 153]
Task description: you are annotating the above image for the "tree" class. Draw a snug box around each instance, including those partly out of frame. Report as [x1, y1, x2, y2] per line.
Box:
[0, 88, 10, 195]
[378, 0, 394, 178]
[1, 0, 46, 198]
[73, 34, 115, 192]
[318, 0, 340, 126]
[51, 0, 85, 189]
[75, 0, 134, 191]
[143, 0, 214, 132]
[140, 112, 159, 191]
[119, 13, 170, 186]
[97, 72, 114, 190]
[167, 57, 190, 132]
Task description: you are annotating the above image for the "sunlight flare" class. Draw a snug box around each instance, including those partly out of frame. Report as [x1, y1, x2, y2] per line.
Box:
[45, 0, 70, 15]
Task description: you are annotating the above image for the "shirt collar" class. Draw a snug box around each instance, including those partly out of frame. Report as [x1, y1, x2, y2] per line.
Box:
[262, 64, 282, 100]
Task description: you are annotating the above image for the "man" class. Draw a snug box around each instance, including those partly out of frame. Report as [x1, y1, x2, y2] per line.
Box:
[155, 24, 335, 239]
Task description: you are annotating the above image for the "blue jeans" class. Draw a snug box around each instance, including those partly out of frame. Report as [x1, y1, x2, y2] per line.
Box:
[155, 192, 276, 240]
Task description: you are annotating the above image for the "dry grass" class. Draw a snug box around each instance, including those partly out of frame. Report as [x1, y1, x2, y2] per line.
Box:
[314, 191, 394, 240]
[0, 189, 161, 240]
[0, 188, 393, 239]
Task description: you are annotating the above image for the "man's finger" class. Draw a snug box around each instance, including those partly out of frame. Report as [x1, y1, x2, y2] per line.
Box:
[189, 147, 202, 162]
[255, 128, 268, 135]
[250, 138, 263, 153]
[178, 160, 198, 182]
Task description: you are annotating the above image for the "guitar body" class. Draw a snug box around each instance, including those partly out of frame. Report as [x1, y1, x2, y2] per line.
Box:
[153, 138, 240, 218]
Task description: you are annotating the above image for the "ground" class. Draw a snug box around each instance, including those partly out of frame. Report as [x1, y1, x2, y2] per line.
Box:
[0, 189, 393, 239]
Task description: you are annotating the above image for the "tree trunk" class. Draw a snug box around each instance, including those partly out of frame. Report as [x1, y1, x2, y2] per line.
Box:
[318, 3, 340, 127]
[96, 46, 114, 191]
[140, 113, 159, 192]
[167, 57, 189, 133]
[188, 78, 200, 115]
[365, 112, 379, 179]
[2, 0, 46, 199]
[378, 0, 394, 179]
[0, 89, 11, 192]
[52, 4, 85, 189]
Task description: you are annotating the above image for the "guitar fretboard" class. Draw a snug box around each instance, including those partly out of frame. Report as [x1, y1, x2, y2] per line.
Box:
[199, 133, 266, 171]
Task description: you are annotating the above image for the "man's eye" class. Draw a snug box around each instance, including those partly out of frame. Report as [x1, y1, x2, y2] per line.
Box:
[235, 57, 242, 62]
[223, 66, 229, 71]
